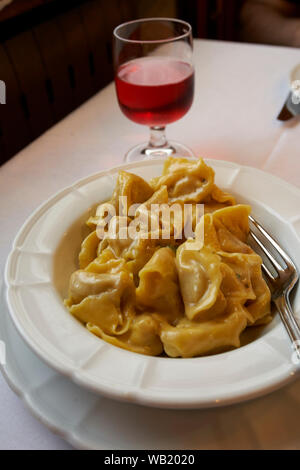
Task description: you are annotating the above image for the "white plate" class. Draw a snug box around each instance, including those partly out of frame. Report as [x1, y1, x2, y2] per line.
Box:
[4, 159, 300, 409]
[2, 284, 300, 450]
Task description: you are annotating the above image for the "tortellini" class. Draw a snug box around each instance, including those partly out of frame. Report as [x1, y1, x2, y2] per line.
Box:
[176, 245, 223, 321]
[66, 270, 135, 335]
[136, 247, 183, 323]
[150, 157, 215, 203]
[65, 157, 271, 357]
[160, 306, 248, 358]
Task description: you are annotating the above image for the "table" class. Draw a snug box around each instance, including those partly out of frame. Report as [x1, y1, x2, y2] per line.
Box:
[0, 39, 300, 450]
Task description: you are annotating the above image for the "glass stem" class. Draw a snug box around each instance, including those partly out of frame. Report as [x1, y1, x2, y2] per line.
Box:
[149, 126, 168, 148]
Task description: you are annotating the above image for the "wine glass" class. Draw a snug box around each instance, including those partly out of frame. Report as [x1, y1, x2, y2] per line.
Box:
[113, 18, 195, 162]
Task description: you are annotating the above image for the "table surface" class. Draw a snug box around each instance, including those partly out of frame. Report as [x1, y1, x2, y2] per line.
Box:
[0, 39, 300, 450]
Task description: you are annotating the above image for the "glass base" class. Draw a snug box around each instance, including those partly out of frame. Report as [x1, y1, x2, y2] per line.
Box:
[124, 141, 196, 162]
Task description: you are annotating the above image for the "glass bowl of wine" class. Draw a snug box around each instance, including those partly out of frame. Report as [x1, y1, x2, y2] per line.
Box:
[113, 18, 195, 162]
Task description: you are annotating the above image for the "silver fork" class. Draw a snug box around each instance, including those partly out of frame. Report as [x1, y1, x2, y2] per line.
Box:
[248, 215, 300, 359]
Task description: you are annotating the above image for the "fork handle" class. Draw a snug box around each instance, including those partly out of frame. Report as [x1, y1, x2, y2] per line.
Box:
[275, 295, 300, 345]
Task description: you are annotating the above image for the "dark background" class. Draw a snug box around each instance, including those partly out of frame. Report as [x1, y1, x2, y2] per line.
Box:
[0, 0, 240, 164]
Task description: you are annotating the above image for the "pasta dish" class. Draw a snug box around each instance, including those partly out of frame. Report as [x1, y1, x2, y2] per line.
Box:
[65, 157, 271, 357]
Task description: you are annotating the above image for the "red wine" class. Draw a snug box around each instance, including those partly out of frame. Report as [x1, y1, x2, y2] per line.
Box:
[115, 57, 194, 126]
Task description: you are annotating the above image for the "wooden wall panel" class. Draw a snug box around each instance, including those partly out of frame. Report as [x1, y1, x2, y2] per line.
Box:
[0, 1, 53, 22]
[196, 0, 209, 38]
[33, 19, 75, 121]
[79, 0, 113, 91]
[4, 30, 54, 139]
[0, 44, 32, 163]
[0, 0, 146, 163]
[102, 0, 124, 69]
[118, 0, 138, 22]
[55, 7, 94, 107]
[223, 0, 239, 40]
[196, 0, 239, 40]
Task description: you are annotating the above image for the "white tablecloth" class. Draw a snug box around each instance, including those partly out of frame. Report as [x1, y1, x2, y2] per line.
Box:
[0, 39, 299, 449]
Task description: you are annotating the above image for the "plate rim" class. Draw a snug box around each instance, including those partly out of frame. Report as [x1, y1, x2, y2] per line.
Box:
[4, 158, 300, 409]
